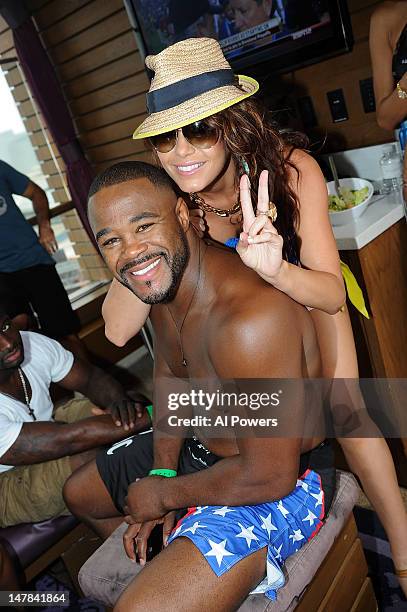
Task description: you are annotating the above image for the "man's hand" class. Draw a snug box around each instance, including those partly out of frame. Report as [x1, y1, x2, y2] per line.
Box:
[122, 512, 176, 564]
[237, 170, 284, 282]
[39, 223, 58, 254]
[92, 393, 150, 430]
[123, 476, 168, 522]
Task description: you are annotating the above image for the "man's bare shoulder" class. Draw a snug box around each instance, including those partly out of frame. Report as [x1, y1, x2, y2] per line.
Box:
[205, 251, 311, 377]
[206, 242, 306, 326]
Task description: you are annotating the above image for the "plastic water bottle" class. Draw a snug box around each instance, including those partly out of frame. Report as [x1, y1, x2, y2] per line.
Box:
[379, 144, 403, 195]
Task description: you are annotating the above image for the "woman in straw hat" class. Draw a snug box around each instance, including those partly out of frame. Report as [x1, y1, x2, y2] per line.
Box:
[102, 38, 407, 590]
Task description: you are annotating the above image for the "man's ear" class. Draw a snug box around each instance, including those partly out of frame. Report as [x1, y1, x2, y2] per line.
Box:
[175, 197, 190, 230]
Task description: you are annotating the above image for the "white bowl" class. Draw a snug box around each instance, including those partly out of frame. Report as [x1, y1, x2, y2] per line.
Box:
[327, 177, 374, 226]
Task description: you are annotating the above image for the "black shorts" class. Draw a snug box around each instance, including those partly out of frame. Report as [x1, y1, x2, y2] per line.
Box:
[96, 433, 335, 515]
[0, 264, 80, 338]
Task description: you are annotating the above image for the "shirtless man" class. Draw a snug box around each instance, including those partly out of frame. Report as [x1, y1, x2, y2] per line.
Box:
[66, 160, 335, 610]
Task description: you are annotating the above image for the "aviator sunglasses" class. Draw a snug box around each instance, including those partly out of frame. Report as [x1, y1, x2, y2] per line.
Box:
[148, 120, 220, 153]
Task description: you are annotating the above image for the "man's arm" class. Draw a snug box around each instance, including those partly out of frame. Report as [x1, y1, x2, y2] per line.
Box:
[0, 412, 151, 467]
[150, 347, 187, 471]
[23, 181, 57, 254]
[125, 297, 307, 521]
[59, 357, 136, 409]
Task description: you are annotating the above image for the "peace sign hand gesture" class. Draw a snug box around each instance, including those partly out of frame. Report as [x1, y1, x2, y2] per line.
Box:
[236, 170, 284, 282]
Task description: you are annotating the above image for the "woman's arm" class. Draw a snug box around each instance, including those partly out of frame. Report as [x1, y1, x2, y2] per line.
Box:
[102, 279, 151, 346]
[369, 4, 407, 130]
[282, 150, 346, 314]
[238, 152, 345, 314]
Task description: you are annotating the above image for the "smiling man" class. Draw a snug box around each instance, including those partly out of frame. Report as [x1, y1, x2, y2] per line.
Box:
[0, 307, 150, 529]
[65, 160, 337, 610]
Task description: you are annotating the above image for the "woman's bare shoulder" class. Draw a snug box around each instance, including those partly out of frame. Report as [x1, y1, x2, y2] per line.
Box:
[371, 1, 402, 25]
[284, 148, 323, 189]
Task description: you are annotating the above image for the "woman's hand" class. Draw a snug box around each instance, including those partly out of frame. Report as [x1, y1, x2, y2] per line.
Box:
[236, 170, 284, 282]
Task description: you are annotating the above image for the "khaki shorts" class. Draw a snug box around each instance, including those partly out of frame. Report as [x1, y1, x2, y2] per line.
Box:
[0, 398, 95, 527]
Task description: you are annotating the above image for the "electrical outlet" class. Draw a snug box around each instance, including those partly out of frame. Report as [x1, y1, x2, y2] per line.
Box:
[359, 77, 376, 113]
[327, 89, 349, 123]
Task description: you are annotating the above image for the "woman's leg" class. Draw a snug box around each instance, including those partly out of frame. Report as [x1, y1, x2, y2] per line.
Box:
[311, 307, 407, 595]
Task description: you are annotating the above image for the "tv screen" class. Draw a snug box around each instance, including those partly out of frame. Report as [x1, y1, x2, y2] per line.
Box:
[125, 0, 353, 76]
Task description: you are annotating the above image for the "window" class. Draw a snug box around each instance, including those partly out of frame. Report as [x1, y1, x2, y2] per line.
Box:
[0, 60, 111, 300]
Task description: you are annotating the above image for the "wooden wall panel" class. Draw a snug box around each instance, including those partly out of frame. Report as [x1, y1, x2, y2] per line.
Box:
[38, 1, 123, 47]
[69, 72, 149, 115]
[65, 53, 140, 99]
[34, 0, 90, 31]
[49, 12, 130, 64]
[74, 96, 147, 132]
[57, 31, 138, 82]
[290, 0, 394, 151]
[24, 0, 150, 169]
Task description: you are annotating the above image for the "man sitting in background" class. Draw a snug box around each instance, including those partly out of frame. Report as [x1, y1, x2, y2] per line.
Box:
[0, 307, 150, 528]
[0, 160, 84, 357]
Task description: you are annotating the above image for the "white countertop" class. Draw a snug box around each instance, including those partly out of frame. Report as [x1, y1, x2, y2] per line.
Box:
[332, 193, 405, 250]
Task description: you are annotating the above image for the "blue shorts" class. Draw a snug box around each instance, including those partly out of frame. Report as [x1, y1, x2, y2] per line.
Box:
[168, 469, 325, 600]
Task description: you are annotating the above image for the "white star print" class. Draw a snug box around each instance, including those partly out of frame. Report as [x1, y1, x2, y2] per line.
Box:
[236, 523, 259, 548]
[273, 543, 283, 563]
[310, 490, 324, 508]
[302, 509, 318, 526]
[204, 539, 234, 567]
[212, 506, 235, 517]
[172, 525, 183, 538]
[266, 560, 285, 586]
[289, 529, 305, 543]
[182, 521, 206, 535]
[277, 500, 289, 517]
[194, 506, 209, 514]
[260, 513, 278, 535]
[299, 480, 309, 492]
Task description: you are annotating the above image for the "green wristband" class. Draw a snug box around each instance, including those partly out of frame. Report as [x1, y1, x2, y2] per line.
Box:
[146, 404, 153, 421]
[148, 468, 177, 478]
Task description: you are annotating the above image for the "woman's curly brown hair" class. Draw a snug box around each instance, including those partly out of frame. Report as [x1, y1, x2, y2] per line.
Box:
[206, 97, 308, 263]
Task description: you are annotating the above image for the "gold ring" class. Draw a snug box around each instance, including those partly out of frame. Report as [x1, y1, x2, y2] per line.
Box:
[256, 202, 277, 223]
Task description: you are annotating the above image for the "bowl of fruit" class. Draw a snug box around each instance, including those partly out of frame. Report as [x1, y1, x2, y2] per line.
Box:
[327, 177, 374, 226]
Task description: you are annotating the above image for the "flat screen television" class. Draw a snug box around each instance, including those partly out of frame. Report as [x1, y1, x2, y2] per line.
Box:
[124, 0, 353, 77]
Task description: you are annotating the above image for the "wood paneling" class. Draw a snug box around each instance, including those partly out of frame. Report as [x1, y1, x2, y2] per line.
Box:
[79, 116, 141, 148]
[33, 0, 90, 31]
[25, 0, 151, 167]
[75, 98, 147, 133]
[39, 0, 123, 47]
[49, 12, 130, 64]
[64, 53, 140, 99]
[69, 72, 149, 115]
[290, 0, 394, 151]
[57, 31, 138, 82]
[358, 220, 407, 377]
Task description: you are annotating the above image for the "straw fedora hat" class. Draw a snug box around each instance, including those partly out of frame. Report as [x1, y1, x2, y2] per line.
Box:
[133, 38, 259, 139]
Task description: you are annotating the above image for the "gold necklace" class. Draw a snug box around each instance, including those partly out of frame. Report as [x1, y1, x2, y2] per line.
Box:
[189, 192, 241, 218]
[165, 241, 205, 367]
